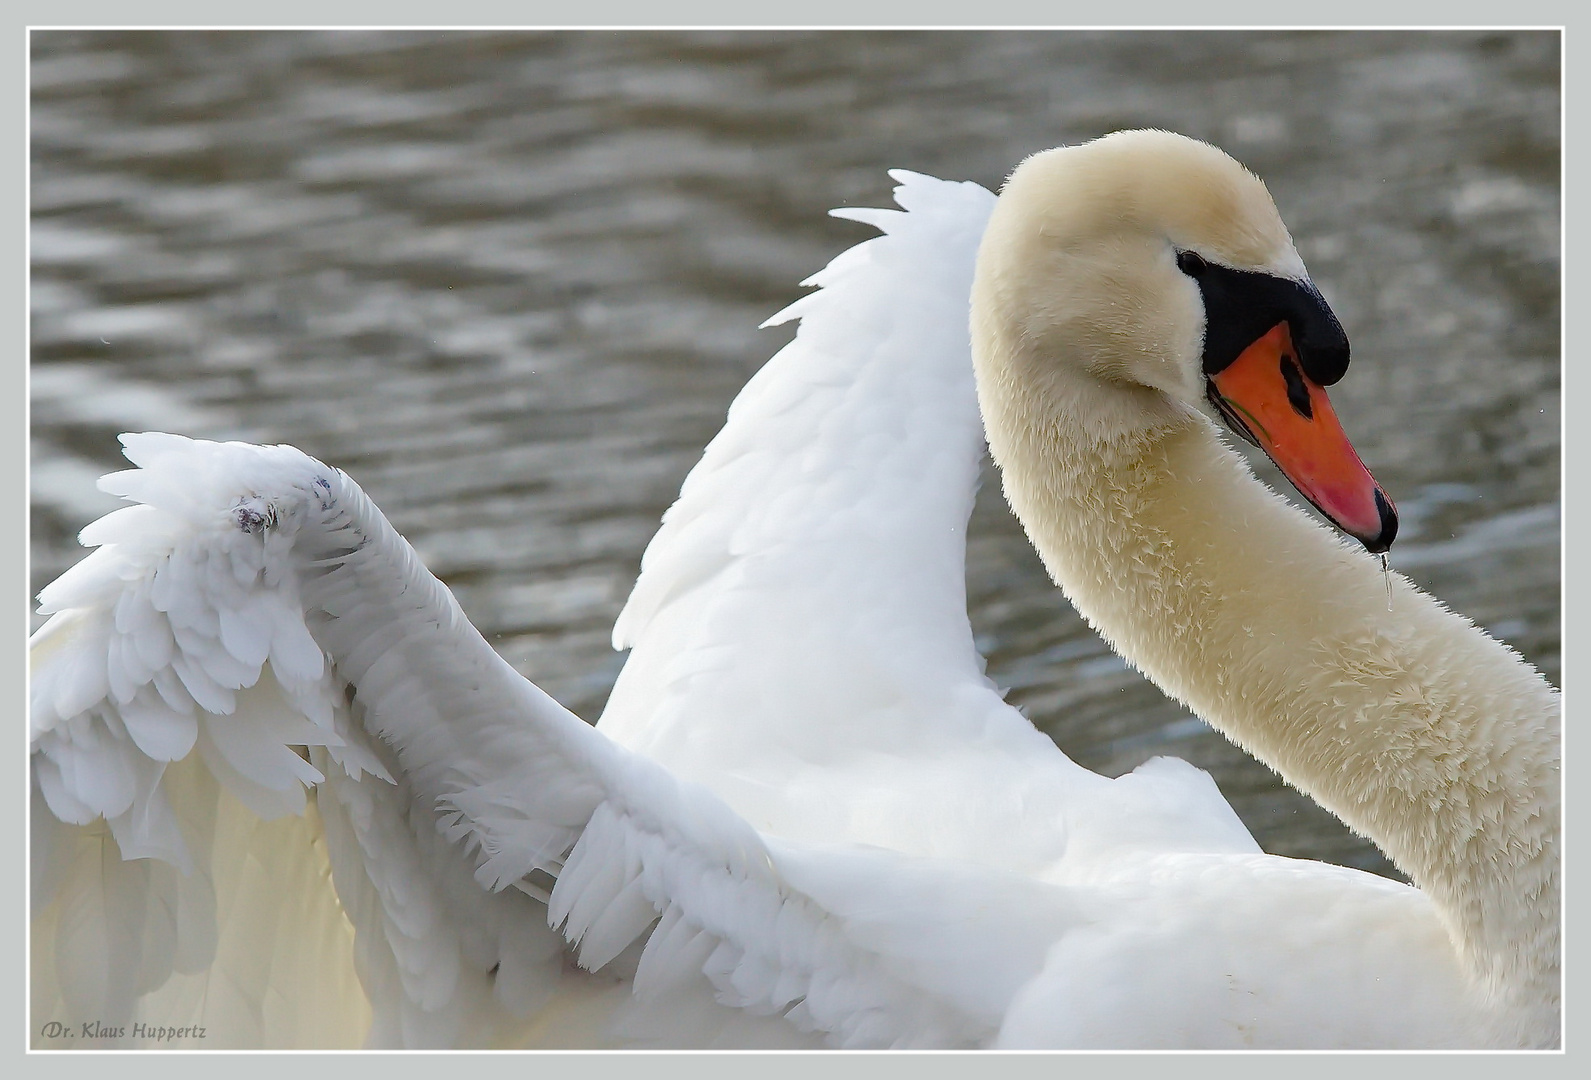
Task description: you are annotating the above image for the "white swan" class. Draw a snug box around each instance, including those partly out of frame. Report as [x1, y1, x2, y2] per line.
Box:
[28, 129, 1559, 1050]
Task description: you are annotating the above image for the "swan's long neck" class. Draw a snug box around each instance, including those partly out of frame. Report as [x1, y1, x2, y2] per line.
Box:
[975, 353, 1561, 1040]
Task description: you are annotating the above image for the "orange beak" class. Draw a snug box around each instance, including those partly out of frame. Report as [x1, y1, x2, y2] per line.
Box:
[1207, 321, 1398, 553]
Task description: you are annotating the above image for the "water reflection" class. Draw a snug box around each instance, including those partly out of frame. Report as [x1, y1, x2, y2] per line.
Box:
[30, 29, 1560, 878]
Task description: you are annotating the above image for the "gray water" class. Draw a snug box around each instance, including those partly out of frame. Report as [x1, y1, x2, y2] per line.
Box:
[30, 30, 1560, 879]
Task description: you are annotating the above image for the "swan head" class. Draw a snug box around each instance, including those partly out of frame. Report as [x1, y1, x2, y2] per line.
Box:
[972, 129, 1397, 553]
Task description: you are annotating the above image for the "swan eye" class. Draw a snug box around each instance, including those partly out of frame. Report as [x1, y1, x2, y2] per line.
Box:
[1176, 251, 1208, 278]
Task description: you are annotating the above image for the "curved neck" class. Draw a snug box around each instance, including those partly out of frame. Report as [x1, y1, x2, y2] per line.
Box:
[976, 355, 1560, 1039]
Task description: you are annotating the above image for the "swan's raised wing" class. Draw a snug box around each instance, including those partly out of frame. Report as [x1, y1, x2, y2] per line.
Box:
[27, 432, 1085, 1050]
[603, 172, 1013, 764]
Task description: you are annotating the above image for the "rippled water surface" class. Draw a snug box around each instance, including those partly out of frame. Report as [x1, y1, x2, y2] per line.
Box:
[30, 30, 1560, 878]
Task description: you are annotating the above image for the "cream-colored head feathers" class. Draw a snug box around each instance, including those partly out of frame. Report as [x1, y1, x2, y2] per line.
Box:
[1004, 130, 1301, 272]
[972, 130, 1305, 427]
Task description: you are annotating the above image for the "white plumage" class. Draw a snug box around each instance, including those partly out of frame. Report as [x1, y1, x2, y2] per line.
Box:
[28, 138, 1558, 1049]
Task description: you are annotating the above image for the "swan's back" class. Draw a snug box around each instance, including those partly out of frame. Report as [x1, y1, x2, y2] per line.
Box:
[598, 172, 1260, 871]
